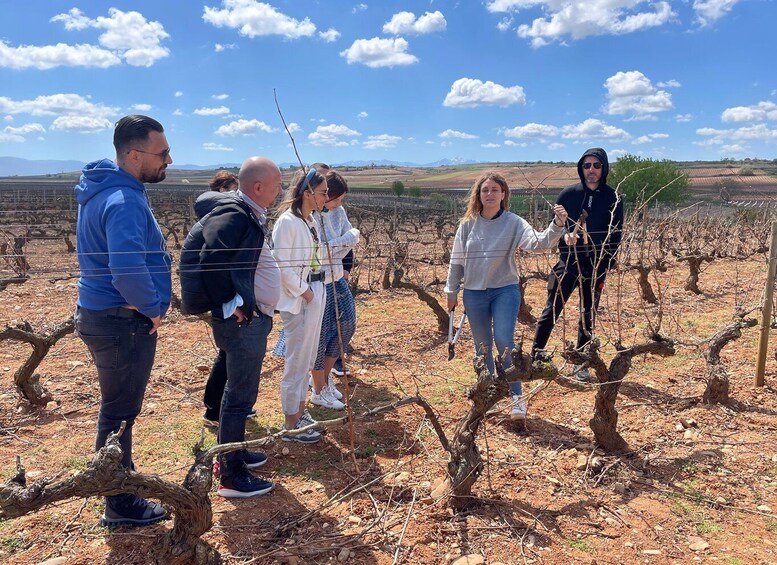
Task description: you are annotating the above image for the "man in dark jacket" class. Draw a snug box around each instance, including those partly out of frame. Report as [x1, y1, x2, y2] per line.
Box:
[74, 115, 171, 528]
[532, 148, 623, 382]
[180, 156, 282, 497]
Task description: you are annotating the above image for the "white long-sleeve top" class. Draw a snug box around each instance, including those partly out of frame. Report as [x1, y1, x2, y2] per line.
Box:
[313, 206, 359, 283]
[445, 211, 564, 298]
[272, 209, 326, 315]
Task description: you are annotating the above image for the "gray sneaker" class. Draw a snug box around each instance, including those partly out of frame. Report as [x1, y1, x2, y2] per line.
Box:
[282, 418, 322, 444]
[299, 409, 317, 426]
[574, 365, 594, 383]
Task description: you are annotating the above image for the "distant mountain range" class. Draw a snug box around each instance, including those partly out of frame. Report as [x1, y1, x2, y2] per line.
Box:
[0, 156, 481, 176]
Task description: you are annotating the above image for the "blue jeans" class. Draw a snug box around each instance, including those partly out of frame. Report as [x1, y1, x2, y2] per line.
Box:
[74, 306, 157, 469]
[462, 284, 522, 396]
[211, 312, 272, 477]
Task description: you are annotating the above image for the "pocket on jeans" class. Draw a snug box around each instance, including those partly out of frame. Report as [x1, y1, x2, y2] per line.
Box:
[79, 334, 120, 370]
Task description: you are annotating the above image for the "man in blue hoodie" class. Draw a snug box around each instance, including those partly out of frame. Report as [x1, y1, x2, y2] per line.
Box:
[73, 115, 172, 528]
[531, 148, 623, 382]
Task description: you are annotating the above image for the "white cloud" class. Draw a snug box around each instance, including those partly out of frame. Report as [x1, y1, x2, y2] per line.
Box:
[50, 7, 170, 67]
[633, 133, 670, 144]
[561, 118, 631, 141]
[215, 43, 237, 52]
[175, 91, 184, 97]
[503, 123, 560, 138]
[308, 124, 361, 146]
[340, 37, 418, 68]
[194, 105, 231, 116]
[287, 122, 301, 133]
[604, 70, 673, 115]
[50, 115, 113, 132]
[624, 114, 658, 122]
[610, 148, 628, 158]
[132, 103, 152, 112]
[172, 109, 183, 116]
[382, 11, 446, 35]
[656, 79, 681, 88]
[203, 142, 234, 151]
[443, 78, 526, 108]
[212, 94, 229, 100]
[0, 94, 118, 122]
[439, 129, 478, 139]
[319, 28, 341, 42]
[3, 115, 12, 123]
[203, 0, 316, 39]
[721, 101, 777, 123]
[481, 142, 500, 148]
[364, 134, 402, 149]
[216, 118, 275, 136]
[487, 0, 675, 47]
[694, 0, 741, 26]
[695, 124, 777, 147]
[497, 17, 513, 32]
[675, 113, 693, 122]
[357, 111, 368, 119]
[503, 139, 527, 147]
[720, 143, 747, 153]
[353, 3, 368, 13]
[0, 123, 46, 143]
[547, 142, 565, 150]
[0, 41, 120, 70]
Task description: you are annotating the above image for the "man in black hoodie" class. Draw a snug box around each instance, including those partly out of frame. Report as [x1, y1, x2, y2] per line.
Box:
[180, 156, 282, 497]
[531, 148, 623, 382]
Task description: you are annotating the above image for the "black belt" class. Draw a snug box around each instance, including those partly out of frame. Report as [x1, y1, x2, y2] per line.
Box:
[307, 271, 324, 283]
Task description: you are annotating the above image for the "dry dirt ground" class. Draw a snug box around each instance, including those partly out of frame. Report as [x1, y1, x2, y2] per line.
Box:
[0, 253, 776, 564]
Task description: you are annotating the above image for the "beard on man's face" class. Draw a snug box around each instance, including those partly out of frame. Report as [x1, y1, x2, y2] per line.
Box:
[139, 166, 167, 184]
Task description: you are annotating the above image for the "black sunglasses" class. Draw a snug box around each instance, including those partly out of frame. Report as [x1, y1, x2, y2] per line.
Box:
[583, 162, 602, 170]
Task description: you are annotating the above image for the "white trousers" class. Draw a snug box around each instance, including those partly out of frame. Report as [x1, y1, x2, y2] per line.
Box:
[279, 281, 325, 415]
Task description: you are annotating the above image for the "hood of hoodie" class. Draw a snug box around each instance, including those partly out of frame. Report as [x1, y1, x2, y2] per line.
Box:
[577, 147, 610, 188]
[74, 159, 145, 205]
[193, 190, 242, 220]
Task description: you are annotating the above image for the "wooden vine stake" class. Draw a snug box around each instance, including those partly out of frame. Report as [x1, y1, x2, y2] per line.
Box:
[755, 221, 777, 387]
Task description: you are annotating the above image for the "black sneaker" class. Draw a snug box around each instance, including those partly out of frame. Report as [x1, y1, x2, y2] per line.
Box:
[243, 450, 268, 469]
[331, 358, 345, 376]
[574, 365, 594, 383]
[218, 471, 275, 498]
[100, 494, 167, 528]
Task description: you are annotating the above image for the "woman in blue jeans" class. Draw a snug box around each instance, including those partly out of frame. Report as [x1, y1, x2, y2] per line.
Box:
[445, 172, 568, 419]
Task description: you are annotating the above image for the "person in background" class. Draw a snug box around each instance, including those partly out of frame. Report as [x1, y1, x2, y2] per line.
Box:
[198, 170, 258, 427]
[531, 148, 623, 383]
[272, 169, 329, 443]
[445, 172, 568, 420]
[74, 115, 172, 528]
[309, 171, 359, 410]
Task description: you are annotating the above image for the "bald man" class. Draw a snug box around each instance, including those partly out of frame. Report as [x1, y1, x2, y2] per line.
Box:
[180, 156, 282, 498]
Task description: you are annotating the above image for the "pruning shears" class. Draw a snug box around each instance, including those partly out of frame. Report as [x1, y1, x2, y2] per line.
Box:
[447, 308, 467, 361]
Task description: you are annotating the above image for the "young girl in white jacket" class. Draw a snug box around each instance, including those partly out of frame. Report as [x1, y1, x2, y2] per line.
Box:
[272, 169, 329, 443]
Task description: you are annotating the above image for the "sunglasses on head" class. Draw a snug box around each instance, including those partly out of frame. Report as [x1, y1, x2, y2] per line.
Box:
[297, 168, 318, 195]
[583, 162, 602, 170]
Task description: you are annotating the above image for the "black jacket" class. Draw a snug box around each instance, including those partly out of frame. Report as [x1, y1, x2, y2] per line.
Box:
[179, 191, 265, 319]
[555, 147, 623, 276]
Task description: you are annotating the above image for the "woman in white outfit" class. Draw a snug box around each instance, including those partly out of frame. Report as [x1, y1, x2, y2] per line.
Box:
[272, 168, 328, 443]
[309, 171, 359, 410]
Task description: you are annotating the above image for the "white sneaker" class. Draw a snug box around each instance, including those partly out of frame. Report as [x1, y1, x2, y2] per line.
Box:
[327, 375, 343, 400]
[510, 395, 527, 420]
[311, 388, 345, 410]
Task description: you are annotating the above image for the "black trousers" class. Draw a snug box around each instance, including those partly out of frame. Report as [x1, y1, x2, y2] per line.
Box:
[203, 349, 227, 420]
[532, 262, 606, 356]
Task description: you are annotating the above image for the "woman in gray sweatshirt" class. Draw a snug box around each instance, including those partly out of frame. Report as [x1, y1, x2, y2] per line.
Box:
[445, 172, 567, 419]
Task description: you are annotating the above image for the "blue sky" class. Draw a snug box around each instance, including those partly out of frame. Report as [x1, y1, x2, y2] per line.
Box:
[0, 0, 775, 166]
